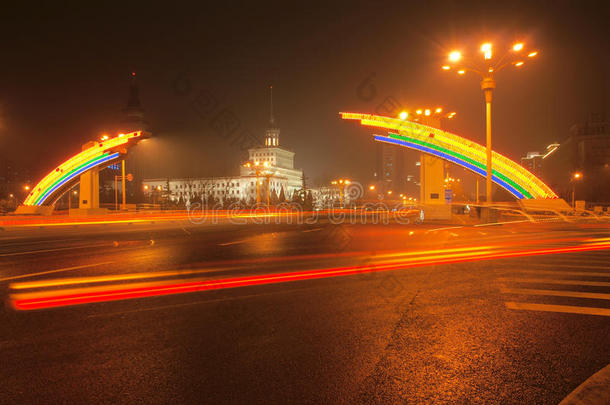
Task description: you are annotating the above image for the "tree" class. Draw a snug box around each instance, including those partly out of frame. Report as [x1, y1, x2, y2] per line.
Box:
[304, 190, 314, 210]
[270, 188, 279, 205]
[278, 186, 286, 203]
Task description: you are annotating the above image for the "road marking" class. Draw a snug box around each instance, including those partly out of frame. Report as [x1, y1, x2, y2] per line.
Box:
[538, 258, 610, 265]
[0, 261, 114, 282]
[218, 240, 247, 246]
[499, 277, 610, 287]
[474, 219, 531, 227]
[302, 228, 322, 233]
[86, 286, 321, 318]
[0, 244, 107, 257]
[426, 226, 464, 232]
[0, 238, 86, 248]
[528, 263, 610, 270]
[515, 270, 610, 278]
[501, 287, 610, 300]
[505, 302, 610, 317]
[10, 266, 236, 289]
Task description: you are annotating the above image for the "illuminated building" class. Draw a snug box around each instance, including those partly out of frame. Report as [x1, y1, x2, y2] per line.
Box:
[144, 88, 303, 204]
[240, 87, 303, 195]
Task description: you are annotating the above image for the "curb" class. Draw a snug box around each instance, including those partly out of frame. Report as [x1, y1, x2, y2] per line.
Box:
[559, 364, 610, 405]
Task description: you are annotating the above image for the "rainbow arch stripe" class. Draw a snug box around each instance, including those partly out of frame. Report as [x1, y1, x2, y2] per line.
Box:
[341, 113, 557, 200]
[24, 131, 144, 206]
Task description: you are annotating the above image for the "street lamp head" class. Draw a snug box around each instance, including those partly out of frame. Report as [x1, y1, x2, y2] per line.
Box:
[399, 111, 408, 120]
[573, 172, 582, 180]
[480, 43, 492, 60]
[424, 109, 431, 116]
[416, 109, 423, 115]
[24, 185, 30, 191]
[457, 69, 466, 75]
[369, 185, 375, 190]
[514, 61, 524, 67]
[435, 107, 443, 114]
[448, 51, 461, 62]
[512, 42, 524, 52]
[527, 51, 538, 57]
[441, 65, 451, 70]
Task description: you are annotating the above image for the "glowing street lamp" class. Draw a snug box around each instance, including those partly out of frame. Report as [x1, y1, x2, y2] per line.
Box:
[441, 41, 539, 204]
[331, 179, 351, 207]
[571, 172, 583, 209]
[244, 159, 278, 206]
[448, 51, 461, 62]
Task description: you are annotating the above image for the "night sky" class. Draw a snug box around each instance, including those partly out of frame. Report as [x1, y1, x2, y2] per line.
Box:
[1, 1, 608, 185]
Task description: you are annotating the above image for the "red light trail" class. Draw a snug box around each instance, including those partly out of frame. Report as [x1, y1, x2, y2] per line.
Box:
[10, 242, 610, 311]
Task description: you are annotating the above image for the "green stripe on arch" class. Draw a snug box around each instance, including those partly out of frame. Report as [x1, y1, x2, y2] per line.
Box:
[387, 132, 534, 199]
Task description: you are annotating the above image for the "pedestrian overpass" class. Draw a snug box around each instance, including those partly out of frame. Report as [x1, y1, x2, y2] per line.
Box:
[16, 131, 149, 215]
[341, 112, 557, 200]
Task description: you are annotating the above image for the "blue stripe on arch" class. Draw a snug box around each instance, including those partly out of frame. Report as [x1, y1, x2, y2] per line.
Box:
[374, 135, 525, 199]
[36, 153, 120, 205]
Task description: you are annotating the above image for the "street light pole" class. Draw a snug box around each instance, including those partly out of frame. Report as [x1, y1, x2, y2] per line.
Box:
[121, 160, 126, 209]
[481, 76, 496, 204]
[442, 42, 538, 205]
[256, 173, 260, 204]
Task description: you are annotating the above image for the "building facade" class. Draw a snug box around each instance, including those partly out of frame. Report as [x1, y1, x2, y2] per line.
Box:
[143, 88, 303, 205]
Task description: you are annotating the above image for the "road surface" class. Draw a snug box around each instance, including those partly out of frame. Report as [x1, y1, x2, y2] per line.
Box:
[1, 219, 609, 403]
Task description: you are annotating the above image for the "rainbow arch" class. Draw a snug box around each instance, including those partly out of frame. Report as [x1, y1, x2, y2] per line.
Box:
[24, 131, 144, 206]
[341, 113, 557, 200]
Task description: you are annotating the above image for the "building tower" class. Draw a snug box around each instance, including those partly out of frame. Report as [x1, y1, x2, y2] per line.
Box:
[265, 85, 280, 147]
[121, 72, 147, 132]
[119, 72, 149, 205]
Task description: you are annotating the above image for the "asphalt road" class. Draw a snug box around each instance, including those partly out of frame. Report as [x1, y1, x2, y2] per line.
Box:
[1, 219, 609, 404]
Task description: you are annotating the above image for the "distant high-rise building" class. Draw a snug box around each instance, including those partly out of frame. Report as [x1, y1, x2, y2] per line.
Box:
[374, 142, 410, 194]
[373, 142, 419, 196]
[521, 151, 544, 178]
[568, 114, 610, 202]
[541, 113, 609, 203]
[119, 72, 149, 203]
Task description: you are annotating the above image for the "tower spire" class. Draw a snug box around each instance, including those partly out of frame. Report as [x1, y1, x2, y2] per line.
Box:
[269, 85, 275, 126]
[122, 71, 147, 132]
[264, 85, 280, 147]
[127, 72, 142, 109]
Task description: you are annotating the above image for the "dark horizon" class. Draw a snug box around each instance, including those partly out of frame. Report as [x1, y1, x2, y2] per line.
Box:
[1, 1, 608, 185]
